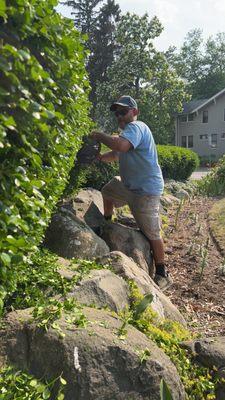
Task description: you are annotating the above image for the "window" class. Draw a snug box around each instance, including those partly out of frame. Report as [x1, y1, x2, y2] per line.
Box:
[181, 136, 186, 147]
[221, 133, 225, 139]
[224, 109, 225, 121]
[211, 134, 217, 147]
[181, 115, 187, 122]
[188, 113, 194, 121]
[181, 135, 193, 148]
[200, 134, 208, 140]
[202, 110, 208, 123]
[188, 135, 193, 148]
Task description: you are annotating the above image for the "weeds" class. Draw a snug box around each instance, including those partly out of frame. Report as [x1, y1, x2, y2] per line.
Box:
[174, 199, 185, 231]
[0, 366, 66, 400]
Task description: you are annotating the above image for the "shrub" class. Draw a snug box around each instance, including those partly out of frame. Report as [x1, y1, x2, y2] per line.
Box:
[157, 145, 199, 181]
[198, 154, 225, 196]
[0, 0, 91, 308]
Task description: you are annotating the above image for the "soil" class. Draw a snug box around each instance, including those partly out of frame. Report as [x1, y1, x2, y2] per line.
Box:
[163, 196, 225, 337]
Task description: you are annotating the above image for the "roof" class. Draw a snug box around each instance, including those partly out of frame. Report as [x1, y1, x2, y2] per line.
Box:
[182, 99, 208, 114]
[179, 87, 225, 115]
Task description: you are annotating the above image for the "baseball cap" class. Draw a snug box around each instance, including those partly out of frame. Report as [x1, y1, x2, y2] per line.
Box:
[110, 95, 138, 111]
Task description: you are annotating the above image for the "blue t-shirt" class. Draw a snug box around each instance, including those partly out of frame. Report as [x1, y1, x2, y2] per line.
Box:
[119, 121, 164, 196]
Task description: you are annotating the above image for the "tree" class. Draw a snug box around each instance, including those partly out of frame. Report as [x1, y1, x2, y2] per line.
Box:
[95, 13, 163, 131]
[95, 13, 188, 144]
[169, 30, 225, 99]
[61, 0, 103, 36]
[139, 54, 189, 144]
[88, 0, 121, 106]
[61, 0, 121, 107]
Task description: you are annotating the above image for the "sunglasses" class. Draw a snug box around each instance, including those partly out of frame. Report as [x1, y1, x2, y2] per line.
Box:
[114, 108, 130, 117]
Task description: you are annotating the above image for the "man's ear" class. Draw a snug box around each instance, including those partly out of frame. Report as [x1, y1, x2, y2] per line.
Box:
[133, 108, 139, 116]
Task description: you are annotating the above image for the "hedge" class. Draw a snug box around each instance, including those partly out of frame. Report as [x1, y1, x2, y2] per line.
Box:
[157, 145, 199, 181]
[76, 145, 199, 192]
[0, 0, 91, 309]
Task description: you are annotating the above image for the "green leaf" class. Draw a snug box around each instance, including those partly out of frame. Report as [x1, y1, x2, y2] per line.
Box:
[0, 56, 11, 71]
[160, 379, 174, 400]
[43, 387, 50, 399]
[0, 253, 11, 266]
[18, 49, 31, 61]
[133, 293, 154, 320]
[30, 379, 38, 387]
[0, 0, 6, 19]
[59, 377, 67, 385]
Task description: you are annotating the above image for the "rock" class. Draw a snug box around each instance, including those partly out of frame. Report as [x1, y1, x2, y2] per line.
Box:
[0, 307, 185, 400]
[181, 336, 225, 400]
[100, 221, 154, 276]
[114, 213, 137, 228]
[68, 269, 129, 312]
[73, 188, 104, 214]
[175, 189, 190, 201]
[44, 207, 109, 259]
[97, 251, 186, 325]
[182, 336, 225, 369]
[61, 189, 105, 232]
[160, 194, 180, 209]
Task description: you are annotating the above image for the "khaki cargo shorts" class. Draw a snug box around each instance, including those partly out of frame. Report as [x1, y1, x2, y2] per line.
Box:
[101, 176, 161, 240]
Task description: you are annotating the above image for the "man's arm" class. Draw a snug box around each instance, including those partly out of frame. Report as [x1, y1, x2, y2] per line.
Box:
[91, 131, 133, 153]
[97, 151, 119, 163]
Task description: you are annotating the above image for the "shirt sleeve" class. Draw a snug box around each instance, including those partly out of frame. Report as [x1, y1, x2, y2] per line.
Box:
[119, 123, 142, 149]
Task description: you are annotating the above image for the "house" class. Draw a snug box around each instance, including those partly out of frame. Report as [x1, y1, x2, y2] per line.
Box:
[175, 88, 225, 161]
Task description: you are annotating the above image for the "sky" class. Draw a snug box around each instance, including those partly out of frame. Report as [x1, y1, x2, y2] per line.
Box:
[56, 0, 225, 51]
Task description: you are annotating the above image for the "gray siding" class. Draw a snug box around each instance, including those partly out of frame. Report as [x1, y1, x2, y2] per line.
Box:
[176, 93, 225, 159]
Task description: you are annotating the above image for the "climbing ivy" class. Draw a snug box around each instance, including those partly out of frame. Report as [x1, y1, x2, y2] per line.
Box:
[0, 0, 92, 309]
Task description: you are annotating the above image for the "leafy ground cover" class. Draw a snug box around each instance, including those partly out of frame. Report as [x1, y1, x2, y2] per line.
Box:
[163, 196, 225, 337]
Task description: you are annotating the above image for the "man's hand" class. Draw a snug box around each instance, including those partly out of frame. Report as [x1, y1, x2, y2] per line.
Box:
[90, 130, 102, 142]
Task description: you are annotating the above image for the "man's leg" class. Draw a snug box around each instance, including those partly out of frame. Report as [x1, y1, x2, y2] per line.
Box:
[149, 238, 165, 265]
[130, 195, 172, 289]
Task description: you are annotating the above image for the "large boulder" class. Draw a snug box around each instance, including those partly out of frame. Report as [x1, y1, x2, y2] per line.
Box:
[68, 269, 129, 312]
[44, 207, 109, 259]
[181, 337, 225, 400]
[72, 188, 105, 231]
[100, 221, 154, 276]
[0, 307, 185, 400]
[97, 251, 186, 325]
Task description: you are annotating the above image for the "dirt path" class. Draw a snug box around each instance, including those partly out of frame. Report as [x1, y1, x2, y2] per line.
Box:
[164, 196, 225, 337]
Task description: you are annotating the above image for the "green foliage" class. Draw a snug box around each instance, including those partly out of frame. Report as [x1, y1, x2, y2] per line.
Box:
[0, 366, 66, 400]
[198, 154, 225, 196]
[157, 145, 199, 180]
[94, 13, 188, 143]
[62, 0, 121, 107]
[160, 379, 174, 400]
[169, 29, 225, 99]
[0, 0, 92, 307]
[128, 281, 216, 400]
[32, 297, 88, 337]
[4, 248, 106, 312]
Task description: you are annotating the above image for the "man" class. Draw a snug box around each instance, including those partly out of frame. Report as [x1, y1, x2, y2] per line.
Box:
[91, 95, 172, 290]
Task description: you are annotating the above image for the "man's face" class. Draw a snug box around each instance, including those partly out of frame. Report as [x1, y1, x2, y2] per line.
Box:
[113, 106, 137, 129]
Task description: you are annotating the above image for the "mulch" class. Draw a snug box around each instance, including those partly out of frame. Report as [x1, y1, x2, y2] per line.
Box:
[164, 196, 225, 337]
